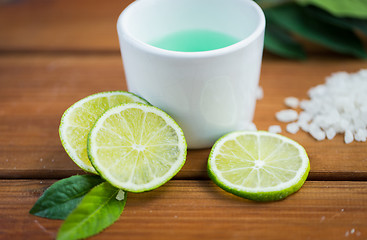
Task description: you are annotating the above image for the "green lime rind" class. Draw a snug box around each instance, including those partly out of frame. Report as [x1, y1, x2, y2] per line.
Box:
[208, 163, 310, 201]
[207, 131, 310, 202]
[59, 91, 150, 174]
[87, 103, 187, 193]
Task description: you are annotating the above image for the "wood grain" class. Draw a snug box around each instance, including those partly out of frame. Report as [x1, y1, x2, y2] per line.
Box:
[0, 0, 131, 52]
[1, 180, 366, 240]
[1, 55, 367, 180]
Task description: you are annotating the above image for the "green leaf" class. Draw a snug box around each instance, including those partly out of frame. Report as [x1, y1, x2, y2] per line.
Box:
[304, 6, 367, 36]
[256, 0, 293, 8]
[265, 21, 306, 59]
[265, 3, 367, 58]
[29, 175, 104, 220]
[297, 0, 367, 19]
[57, 182, 127, 240]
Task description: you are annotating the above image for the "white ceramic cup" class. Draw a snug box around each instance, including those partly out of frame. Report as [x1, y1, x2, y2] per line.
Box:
[117, 0, 265, 149]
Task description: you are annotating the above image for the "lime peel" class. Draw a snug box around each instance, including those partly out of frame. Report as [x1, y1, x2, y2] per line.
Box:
[208, 131, 310, 201]
[87, 103, 187, 192]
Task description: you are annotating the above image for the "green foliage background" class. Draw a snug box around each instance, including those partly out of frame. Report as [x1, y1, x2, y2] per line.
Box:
[258, 0, 367, 59]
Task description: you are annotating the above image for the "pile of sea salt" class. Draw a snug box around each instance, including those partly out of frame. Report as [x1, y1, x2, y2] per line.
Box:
[272, 69, 367, 144]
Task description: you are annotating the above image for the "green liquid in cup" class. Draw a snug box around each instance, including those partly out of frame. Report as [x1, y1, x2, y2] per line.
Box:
[149, 29, 240, 52]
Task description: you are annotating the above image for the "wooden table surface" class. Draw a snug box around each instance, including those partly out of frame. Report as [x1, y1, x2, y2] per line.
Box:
[1, 0, 367, 239]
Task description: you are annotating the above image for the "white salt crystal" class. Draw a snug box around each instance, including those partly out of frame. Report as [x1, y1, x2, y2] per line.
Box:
[353, 118, 365, 130]
[116, 189, 125, 201]
[299, 121, 310, 133]
[358, 69, 367, 76]
[276, 109, 298, 122]
[339, 119, 350, 132]
[350, 228, 355, 234]
[275, 69, 367, 144]
[242, 122, 257, 131]
[308, 85, 327, 98]
[286, 122, 299, 134]
[309, 127, 325, 141]
[344, 130, 353, 144]
[284, 97, 299, 109]
[313, 116, 330, 129]
[256, 86, 264, 100]
[326, 128, 336, 140]
[299, 100, 311, 111]
[298, 112, 312, 123]
[268, 125, 281, 134]
[354, 129, 366, 142]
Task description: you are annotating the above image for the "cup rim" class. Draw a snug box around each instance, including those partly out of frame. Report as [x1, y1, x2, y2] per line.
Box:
[117, 0, 265, 58]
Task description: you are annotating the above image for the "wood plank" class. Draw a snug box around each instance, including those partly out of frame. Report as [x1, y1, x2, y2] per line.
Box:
[0, 0, 131, 52]
[0, 179, 366, 239]
[1, 55, 367, 180]
[0, 55, 125, 178]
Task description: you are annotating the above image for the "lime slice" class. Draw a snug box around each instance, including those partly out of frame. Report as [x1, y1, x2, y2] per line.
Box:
[87, 103, 187, 192]
[208, 131, 310, 201]
[59, 91, 149, 174]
